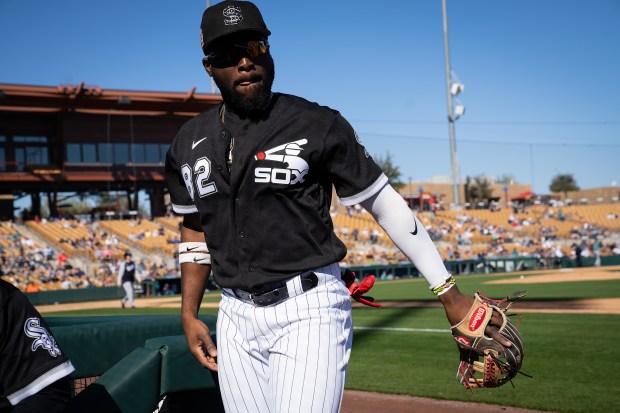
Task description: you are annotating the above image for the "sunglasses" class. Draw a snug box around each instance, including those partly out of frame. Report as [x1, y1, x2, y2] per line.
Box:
[206, 40, 270, 67]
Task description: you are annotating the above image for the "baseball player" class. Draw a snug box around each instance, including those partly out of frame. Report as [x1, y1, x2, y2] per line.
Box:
[0, 278, 75, 413]
[165, 2, 511, 412]
[117, 251, 137, 309]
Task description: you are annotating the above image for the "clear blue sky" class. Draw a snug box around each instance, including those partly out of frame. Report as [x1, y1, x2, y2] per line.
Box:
[1, 0, 618, 195]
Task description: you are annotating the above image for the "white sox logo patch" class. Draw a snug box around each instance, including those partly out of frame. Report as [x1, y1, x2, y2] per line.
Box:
[223, 5, 243, 25]
[24, 317, 62, 357]
[254, 139, 309, 185]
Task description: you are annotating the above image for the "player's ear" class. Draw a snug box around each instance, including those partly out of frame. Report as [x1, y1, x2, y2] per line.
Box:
[202, 58, 213, 77]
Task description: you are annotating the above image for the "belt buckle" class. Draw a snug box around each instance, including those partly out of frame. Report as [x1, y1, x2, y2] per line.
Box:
[236, 272, 318, 307]
[232, 287, 256, 303]
[252, 285, 287, 307]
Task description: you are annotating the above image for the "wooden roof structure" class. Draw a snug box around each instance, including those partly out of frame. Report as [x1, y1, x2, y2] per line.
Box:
[0, 81, 222, 116]
[0, 82, 222, 217]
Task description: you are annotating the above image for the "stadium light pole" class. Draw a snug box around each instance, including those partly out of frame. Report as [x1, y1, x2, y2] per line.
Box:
[441, 0, 461, 207]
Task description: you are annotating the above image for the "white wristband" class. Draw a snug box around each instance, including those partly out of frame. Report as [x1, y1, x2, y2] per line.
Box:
[179, 252, 211, 265]
[179, 242, 209, 254]
[435, 280, 456, 296]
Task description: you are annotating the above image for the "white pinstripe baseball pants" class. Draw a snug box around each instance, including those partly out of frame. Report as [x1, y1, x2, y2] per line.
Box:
[217, 263, 353, 413]
[121, 281, 135, 307]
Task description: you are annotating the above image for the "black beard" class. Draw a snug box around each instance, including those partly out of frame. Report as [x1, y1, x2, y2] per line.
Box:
[214, 68, 275, 118]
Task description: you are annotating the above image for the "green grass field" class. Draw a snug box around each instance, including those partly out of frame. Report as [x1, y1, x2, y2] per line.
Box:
[41, 271, 620, 413]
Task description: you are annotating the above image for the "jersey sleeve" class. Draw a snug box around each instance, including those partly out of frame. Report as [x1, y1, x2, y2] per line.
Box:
[0, 288, 74, 406]
[324, 114, 387, 206]
[165, 124, 199, 215]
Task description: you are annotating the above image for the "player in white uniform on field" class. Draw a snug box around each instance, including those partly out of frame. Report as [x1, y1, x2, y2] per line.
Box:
[165, 2, 511, 412]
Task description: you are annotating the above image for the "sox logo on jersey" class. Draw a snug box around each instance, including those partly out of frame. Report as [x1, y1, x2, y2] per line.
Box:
[24, 317, 62, 357]
[254, 139, 309, 185]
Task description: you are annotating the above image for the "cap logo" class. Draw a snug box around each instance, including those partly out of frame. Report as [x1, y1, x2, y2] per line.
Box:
[223, 5, 243, 26]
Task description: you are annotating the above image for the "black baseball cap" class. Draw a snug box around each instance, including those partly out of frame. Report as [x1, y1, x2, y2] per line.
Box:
[200, 1, 271, 55]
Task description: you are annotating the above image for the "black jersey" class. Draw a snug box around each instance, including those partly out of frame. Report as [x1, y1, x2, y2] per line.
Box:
[0, 279, 74, 410]
[120, 262, 136, 283]
[165, 93, 386, 290]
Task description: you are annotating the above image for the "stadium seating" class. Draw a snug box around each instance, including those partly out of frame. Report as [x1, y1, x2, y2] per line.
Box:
[1, 202, 618, 292]
[25, 219, 131, 261]
[99, 219, 179, 256]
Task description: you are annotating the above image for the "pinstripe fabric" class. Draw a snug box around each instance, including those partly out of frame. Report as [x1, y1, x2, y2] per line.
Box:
[217, 263, 352, 413]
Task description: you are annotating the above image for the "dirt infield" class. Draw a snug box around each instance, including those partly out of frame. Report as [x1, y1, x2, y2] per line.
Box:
[36, 292, 620, 315]
[341, 390, 549, 413]
[485, 265, 620, 284]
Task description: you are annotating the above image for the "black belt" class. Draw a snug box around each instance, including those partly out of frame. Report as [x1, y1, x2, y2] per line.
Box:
[233, 272, 318, 307]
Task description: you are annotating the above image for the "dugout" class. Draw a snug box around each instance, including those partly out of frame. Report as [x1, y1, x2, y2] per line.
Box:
[0, 82, 221, 218]
[48, 314, 223, 413]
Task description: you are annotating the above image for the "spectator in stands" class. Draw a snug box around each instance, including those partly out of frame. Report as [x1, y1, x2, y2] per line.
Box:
[370, 229, 379, 244]
[57, 252, 68, 265]
[60, 276, 73, 290]
[117, 251, 138, 309]
[533, 249, 546, 269]
[25, 281, 39, 293]
[554, 245, 564, 268]
[593, 240, 602, 266]
[572, 243, 583, 267]
[79, 276, 93, 289]
[162, 282, 174, 296]
[0, 278, 75, 413]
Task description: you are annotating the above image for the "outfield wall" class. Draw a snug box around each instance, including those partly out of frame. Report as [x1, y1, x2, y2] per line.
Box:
[347, 255, 620, 278]
[28, 256, 620, 305]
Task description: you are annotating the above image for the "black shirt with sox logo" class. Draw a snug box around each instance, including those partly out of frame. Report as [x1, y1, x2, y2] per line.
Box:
[0, 279, 74, 411]
[165, 93, 386, 290]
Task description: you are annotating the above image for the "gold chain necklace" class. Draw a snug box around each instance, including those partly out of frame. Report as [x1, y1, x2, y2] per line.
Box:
[219, 104, 235, 172]
[219, 94, 273, 172]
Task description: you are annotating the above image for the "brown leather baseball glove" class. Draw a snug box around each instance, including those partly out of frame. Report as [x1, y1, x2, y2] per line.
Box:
[451, 291, 530, 389]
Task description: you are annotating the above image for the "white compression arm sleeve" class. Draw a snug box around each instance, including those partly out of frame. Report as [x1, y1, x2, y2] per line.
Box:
[358, 184, 451, 290]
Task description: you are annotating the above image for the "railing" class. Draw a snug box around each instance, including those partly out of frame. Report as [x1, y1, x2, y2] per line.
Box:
[344, 255, 620, 278]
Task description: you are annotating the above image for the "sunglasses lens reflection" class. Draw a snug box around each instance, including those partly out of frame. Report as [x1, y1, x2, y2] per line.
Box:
[210, 40, 269, 66]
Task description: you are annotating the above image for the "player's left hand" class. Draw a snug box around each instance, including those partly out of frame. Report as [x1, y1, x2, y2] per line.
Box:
[446, 288, 528, 389]
[438, 285, 511, 347]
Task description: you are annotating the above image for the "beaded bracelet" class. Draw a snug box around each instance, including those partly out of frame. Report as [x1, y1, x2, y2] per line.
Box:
[432, 276, 456, 296]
